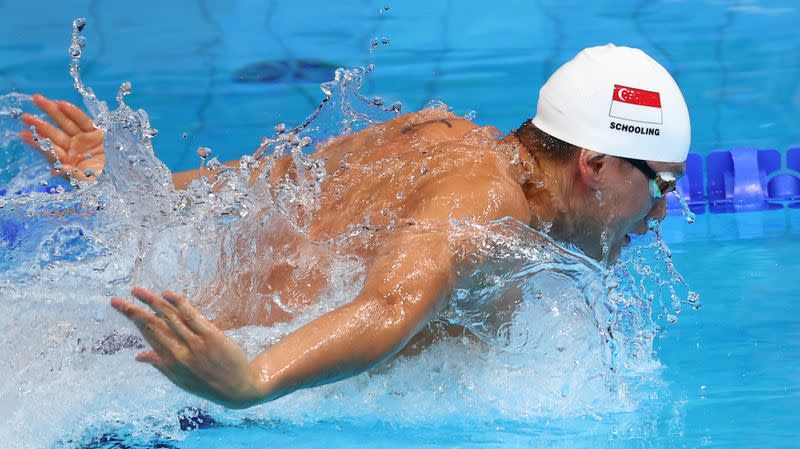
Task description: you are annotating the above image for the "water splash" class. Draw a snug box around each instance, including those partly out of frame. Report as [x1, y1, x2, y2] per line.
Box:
[0, 19, 691, 448]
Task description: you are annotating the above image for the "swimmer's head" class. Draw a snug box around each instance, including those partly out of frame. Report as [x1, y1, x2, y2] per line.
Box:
[532, 43, 690, 163]
[515, 44, 689, 263]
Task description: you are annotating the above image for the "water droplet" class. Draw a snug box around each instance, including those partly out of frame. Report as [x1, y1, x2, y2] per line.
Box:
[118, 81, 132, 96]
[370, 38, 379, 49]
[390, 101, 402, 113]
[381, 37, 390, 45]
[420, 165, 429, 175]
[83, 168, 95, 178]
[9, 108, 22, 119]
[142, 127, 158, 139]
[370, 96, 384, 106]
[53, 161, 63, 171]
[68, 42, 82, 58]
[206, 157, 221, 171]
[379, 5, 390, 13]
[84, 153, 93, 159]
[463, 110, 477, 120]
[197, 147, 212, 159]
[274, 123, 286, 134]
[299, 136, 312, 147]
[39, 180, 49, 186]
[181, 132, 189, 139]
[73, 18, 86, 32]
[396, 192, 405, 200]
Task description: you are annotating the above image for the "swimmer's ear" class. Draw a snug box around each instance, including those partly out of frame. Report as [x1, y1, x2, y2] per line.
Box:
[577, 149, 607, 189]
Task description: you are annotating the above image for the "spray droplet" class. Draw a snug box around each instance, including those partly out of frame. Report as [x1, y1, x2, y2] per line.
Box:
[9, 108, 22, 119]
[371, 96, 384, 106]
[379, 5, 390, 13]
[369, 38, 379, 52]
[390, 101, 403, 113]
[83, 168, 95, 178]
[84, 153, 93, 159]
[671, 190, 696, 224]
[381, 37, 390, 45]
[197, 147, 212, 159]
[299, 136, 312, 147]
[181, 132, 189, 139]
[39, 180, 49, 186]
[68, 42, 82, 58]
[274, 123, 286, 134]
[73, 18, 86, 32]
[463, 110, 477, 120]
[142, 127, 158, 139]
[206, 157, 221, 171]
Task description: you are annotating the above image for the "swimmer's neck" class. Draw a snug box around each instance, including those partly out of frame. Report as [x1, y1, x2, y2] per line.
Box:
[501, 132, 604, 260]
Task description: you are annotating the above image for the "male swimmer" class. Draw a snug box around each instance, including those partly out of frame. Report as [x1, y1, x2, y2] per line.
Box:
[21, 45, 687, 408]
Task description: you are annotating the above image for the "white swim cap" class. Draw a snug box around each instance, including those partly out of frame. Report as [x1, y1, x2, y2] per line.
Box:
[531, 44, 690, 163]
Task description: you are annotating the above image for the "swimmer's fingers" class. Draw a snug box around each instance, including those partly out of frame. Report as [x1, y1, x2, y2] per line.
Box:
[18, 129, 67, 163]
[57, 98, 97, 133]
[162, 290, 213, 336]
[20, 113, 71, 150]
[31, 94, 82, 136]
[111, 296, 184, 362]
[131, 287, 202, 346]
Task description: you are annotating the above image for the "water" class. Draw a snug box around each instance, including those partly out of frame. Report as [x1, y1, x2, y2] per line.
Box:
[1, 1, 799, 448]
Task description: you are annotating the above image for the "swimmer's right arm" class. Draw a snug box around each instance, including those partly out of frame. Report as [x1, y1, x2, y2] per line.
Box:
[21, 94, 260, 188]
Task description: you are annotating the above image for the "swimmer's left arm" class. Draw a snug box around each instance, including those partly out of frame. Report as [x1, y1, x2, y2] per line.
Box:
[110, 228, 456, 409]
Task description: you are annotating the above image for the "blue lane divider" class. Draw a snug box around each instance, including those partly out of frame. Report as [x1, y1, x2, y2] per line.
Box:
[667, 148, 800, 214]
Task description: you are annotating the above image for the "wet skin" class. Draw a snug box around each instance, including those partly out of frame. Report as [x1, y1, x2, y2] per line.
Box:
[21, 95, 683, 408]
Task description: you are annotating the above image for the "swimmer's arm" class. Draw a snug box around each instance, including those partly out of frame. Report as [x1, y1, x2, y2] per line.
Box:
[171, 155, 289, 190]
[170, 161, 244, 190]
[246, 228, 456, 405]
[111, 171, 528, 408]
[111, 230, 456, 409]
[19, 94, 265, 189]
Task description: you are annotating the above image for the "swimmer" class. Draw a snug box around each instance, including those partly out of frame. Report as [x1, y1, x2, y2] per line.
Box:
[20, 45, 687, 408]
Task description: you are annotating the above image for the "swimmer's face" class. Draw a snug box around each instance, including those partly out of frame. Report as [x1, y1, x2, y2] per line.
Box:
[580, 153, 685, 263]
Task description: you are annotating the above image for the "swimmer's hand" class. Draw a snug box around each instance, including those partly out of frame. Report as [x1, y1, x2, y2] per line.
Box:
[20, 94, 106, 182]
[111, 288, 263, 409]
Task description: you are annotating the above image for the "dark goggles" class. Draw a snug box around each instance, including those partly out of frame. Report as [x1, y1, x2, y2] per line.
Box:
[619, 157, 677, 199]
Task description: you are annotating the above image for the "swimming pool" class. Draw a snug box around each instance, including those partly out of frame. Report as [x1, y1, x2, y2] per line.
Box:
[1, 1, 799, 448]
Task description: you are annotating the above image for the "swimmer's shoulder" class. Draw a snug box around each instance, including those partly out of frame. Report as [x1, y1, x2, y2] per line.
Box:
[410, 147, 530, 223]
[388, 109, 480, 140]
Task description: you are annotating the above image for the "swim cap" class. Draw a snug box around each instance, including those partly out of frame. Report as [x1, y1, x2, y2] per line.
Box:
[531, 44, 690, 163]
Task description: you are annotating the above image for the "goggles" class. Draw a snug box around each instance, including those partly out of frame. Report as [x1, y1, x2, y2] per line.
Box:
[619, 157, 677, 199]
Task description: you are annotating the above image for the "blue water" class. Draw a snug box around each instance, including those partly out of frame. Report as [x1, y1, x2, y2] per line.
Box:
[1, 1, 799, 448]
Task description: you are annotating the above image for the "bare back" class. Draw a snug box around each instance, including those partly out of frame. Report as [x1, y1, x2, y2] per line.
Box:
[208, 109, 529, 328]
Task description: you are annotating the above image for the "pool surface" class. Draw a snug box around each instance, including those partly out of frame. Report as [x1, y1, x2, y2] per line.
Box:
[1, 1, 799, 448]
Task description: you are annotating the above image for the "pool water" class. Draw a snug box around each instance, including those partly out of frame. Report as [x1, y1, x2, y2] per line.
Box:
[1, 1, 799, 448]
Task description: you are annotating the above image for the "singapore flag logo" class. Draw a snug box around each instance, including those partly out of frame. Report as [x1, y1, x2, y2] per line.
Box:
[609, 84, 663, 124]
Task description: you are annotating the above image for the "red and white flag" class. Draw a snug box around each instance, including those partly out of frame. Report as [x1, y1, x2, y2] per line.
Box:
[609, 84, 662, 124]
